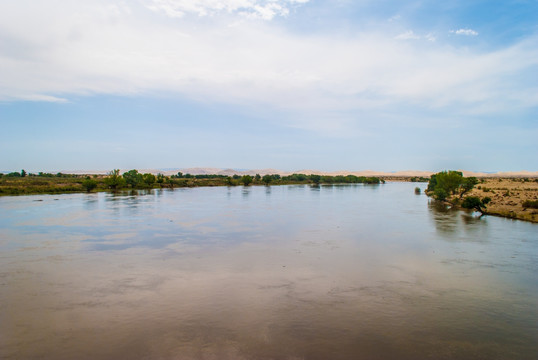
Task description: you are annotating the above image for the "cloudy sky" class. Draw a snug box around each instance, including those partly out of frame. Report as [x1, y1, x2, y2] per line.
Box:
[1, 0, 537, 172]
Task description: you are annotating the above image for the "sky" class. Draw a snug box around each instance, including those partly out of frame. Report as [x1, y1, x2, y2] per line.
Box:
[0, 0, 537, 173]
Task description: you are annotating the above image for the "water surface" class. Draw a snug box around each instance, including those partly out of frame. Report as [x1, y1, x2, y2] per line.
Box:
[0, 183, 536, 359]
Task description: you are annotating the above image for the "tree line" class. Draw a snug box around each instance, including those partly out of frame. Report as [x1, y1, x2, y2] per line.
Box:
[96, 169, 383, 191]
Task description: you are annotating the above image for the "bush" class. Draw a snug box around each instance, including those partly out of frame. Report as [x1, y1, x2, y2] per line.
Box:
[522, 200, 538, 209]
[414, 187, 421, 194]
[241, 175, 253, 186]
[434, 188, 448, 201]
[82, 178, 98, 192]
[262, 174, 273, 185]
[462, 196, 491, 214]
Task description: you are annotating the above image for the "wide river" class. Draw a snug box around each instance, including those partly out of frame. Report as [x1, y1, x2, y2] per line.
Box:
[0, 183, 536, 359]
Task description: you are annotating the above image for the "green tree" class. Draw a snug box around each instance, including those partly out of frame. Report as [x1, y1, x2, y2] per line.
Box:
[123, 169, 143, 188]
[255, 174, 261, 181]
[427, 171, 476, 200]
[104, 169, 126, 190]
[434, 188, 448, 201]
[143, 173, 156, 187]
[462, 196, 491, 215]
[82, 177, 98, 192]
[156, 173, 165, 184]
[310, 174, 321, 185]
[21, 169, 27, 177]
[460, 177, 478, 198]
[241, 175, 253, 186]
[262, 174, 273, 185]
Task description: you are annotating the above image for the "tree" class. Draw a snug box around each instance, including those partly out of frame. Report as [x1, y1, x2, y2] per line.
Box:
[427, 171, 476, 200]
[21, 169, 27, 177]
[434, 188, 448, 201]
[241, 175, 253, 186]
[82, 177, 97, 192]
[104, 169, 126, 190]
[123, 169, 143, 188]
[310, 174, 321, 185]
[462, 196, 491, 215]
[460, 177, 478, 198]
[262, 174, 273, 185]
[156, 173, 165, 184]
[143, 173, 156, 187]
[255, 174, 261, 181]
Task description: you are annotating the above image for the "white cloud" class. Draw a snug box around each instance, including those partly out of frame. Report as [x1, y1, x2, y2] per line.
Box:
[0, 0, 536, 134]
[451, 28, 479, 36]
[395, 30, 420, 40]
[395, 30, 435, 42]
[145, 0, 309, 20]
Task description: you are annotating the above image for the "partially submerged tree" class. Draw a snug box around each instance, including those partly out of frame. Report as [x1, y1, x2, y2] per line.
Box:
[427, 171, 478, 200]
[461, 196, 491, 216]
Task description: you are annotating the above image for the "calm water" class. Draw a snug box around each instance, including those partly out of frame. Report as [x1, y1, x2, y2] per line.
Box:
[0, 183, 536, 360]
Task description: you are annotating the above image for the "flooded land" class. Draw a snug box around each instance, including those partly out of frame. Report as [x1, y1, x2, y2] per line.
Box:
[0, 183, 537, 359]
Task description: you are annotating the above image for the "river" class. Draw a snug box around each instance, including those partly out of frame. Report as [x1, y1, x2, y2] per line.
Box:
[0, 183, 536, 359]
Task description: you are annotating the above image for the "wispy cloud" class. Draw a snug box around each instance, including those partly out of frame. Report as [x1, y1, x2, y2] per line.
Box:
[395, 30, 420, 40]
[450, 28, 479, 36]
[395, 30, 436, 42]
[145, 0, 309, 20]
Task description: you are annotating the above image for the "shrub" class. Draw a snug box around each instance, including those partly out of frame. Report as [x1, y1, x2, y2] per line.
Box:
[414, 187, 421, 194]
[434, 188, 448, 201]
[522, 200, 538, 209]
[82, 178, 98, 192]
[262, 174, 273, 185]
[241, 175, 253, 186]
[462, 196, 491, 214]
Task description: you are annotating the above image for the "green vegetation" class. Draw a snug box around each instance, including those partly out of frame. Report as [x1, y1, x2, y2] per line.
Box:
[426, 170, 496, 217]
[241, 175, 253, 186]
[426, 171, 478, 200]
[461, 196, 491, 215]
[82, 177, 98, 192]
[0, 169, 385, 196]
[414, 187, 421, 194]
[522, 200, 538, 209]
[103, 169, 126, 190]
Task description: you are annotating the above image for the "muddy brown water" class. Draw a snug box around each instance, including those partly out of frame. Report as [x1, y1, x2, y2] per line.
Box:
[0, 183, 536, 359]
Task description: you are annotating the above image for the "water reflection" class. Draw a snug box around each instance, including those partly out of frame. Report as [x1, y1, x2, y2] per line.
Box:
[0, 183, 536, 360]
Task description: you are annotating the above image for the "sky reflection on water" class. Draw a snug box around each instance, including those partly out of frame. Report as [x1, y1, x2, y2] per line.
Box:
[0, 183, 537, 359]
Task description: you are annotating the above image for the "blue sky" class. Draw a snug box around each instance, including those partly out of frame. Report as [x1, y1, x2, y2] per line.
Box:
[0, 0, 537, 173]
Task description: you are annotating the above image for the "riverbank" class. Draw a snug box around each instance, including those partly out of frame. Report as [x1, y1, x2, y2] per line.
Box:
[465, 178, 538, 223]
[0, 173, 384, 196]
